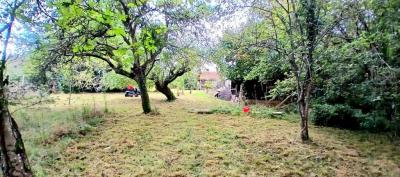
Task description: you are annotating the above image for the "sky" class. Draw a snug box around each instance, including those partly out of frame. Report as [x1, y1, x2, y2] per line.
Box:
[204, 10, 250, 44]
[1, 0, 251, 76]
[201, 7, 250, 72]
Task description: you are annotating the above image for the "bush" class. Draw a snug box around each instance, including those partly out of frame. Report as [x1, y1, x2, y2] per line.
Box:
[311, 104, 360, 129]
[312, 103, 399, 134]
[357, 111, 391, 133]
[61, 84, 80, 93]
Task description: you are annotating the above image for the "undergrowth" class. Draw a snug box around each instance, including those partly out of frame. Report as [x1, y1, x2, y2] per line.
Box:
[11, 94, 109, 176]
[211, 104, 298, 122]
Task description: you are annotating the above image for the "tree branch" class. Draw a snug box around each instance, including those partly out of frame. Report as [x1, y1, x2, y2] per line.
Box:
[72, 52, 132, 78]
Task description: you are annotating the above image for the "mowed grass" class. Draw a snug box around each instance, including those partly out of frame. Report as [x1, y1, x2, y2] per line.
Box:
[11, 91, 400, 177]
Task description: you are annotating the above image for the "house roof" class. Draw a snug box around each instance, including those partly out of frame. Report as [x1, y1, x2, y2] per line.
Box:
[199, 71, 220, 81]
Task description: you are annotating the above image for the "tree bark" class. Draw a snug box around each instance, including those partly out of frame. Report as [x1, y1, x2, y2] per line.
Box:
[0, 102, 33, 177]
[298, 90, 310, 141]
[155, 81, 176, 101]
[0, 59, 32, 177]
[136, 75, 151, 114]
[0, 8, 33, 175]
[299, 0, 317, 141]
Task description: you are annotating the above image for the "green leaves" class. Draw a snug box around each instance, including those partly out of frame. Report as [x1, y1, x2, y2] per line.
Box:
[139, 26, 167, 53]
[72, 39, 95, 52]
[72, 45, 80, 53]
[127, 3, 137, 8]
[107, 27, 126, 36]
[83, 40, 95, 51]
[102, 71, 136, 90]
[113, 48, 128, 57]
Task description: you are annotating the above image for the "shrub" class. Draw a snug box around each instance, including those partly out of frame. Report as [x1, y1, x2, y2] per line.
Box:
[312, 103, 399, 134]
[358, 111, 391, 132]
[61, 84, 80, 93]
[311, 104, 360, 129]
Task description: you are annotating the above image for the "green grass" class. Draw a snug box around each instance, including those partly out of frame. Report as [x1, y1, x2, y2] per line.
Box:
[10, 91, 400, 176]
[11, 93, 109, 176]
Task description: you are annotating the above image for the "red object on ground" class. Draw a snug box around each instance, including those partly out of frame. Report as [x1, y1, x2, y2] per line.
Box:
[243, 106, 250, 113]
[127, 85, 134, 91]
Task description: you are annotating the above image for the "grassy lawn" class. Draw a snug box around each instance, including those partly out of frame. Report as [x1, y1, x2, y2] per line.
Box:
[11, 91, 400, 177]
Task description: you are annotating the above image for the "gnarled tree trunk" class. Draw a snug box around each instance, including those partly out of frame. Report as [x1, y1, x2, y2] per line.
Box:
[150, 66, 188, 102]
[155, 82, 176, 101]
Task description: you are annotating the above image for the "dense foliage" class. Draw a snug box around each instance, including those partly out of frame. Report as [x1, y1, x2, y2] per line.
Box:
[311, 0, 400, 133]
[214, 0, 400, 134]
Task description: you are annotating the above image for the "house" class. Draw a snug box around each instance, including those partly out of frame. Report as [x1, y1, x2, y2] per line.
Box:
[198, 71, 220, 90]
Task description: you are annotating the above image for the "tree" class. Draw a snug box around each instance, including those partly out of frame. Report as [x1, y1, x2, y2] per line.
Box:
[214, 22, 289, 100]
[245, 0, 320, 141]
[51, 0, 168, 113]
[215, 0, 325, 140]
[0, 0, 33, 176]
[221, 0, 399, 138]
[146, 3, 209, 101]
[150, 47, 200, 101]
[183, 71, 198, 94]
[50, 0, 211, 113]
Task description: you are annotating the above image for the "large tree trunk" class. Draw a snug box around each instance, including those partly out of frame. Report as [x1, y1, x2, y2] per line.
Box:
[0, 78, 32, 176]
[155, 82, 176, 101]
[136, 75, 151, 114]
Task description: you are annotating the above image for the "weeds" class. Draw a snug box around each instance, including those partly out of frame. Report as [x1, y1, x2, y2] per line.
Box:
[10, 94, 110, 176]
[211, 106, 241, 116]
[103, 93, 109, 113]
[211, 105, 298, 122]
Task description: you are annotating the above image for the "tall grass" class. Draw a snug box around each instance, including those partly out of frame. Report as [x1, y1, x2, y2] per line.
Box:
[11, 94, 109, 176]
